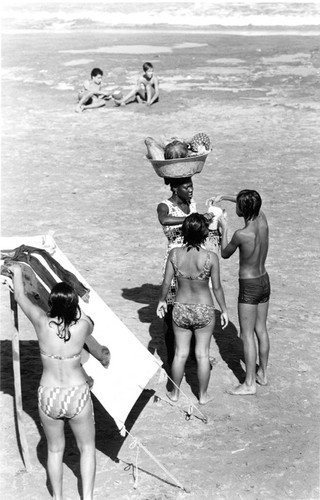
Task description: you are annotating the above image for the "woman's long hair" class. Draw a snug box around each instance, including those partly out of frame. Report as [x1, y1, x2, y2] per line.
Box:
[182, 213, 209, 249]
[48, 282, 81, 342]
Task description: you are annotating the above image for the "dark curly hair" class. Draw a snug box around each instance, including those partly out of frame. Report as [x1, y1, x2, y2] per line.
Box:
[182, 213, 209, 248]
[48, 282, 81, 342]
[164, 176, 192, 189]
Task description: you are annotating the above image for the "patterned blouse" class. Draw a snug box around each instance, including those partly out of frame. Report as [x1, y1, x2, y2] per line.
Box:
[160, 199, 197, 304]
[161, 199, 197, 251]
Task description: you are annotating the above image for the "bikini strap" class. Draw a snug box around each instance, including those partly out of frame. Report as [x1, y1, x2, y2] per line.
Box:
[40, 349, 81, 360]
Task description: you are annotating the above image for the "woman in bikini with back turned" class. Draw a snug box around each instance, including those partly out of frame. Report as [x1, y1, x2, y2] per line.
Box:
[10, 264, 96, 500]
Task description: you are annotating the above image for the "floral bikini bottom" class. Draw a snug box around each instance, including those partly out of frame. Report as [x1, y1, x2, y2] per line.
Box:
[172, 302, 215, 330]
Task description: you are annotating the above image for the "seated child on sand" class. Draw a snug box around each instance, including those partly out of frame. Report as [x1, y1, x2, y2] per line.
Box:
[76, 67, 111, 113]
[114, 62, 159, 107]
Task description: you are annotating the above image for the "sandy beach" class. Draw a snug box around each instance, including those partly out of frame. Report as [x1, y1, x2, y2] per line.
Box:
[1, 19, 320, 500]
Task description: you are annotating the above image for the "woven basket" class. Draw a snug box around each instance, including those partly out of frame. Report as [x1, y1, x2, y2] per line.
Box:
[147, 152, 210, 178]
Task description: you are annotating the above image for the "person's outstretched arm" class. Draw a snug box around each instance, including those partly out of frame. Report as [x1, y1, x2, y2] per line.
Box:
[210, 253, 228, 329]
[207, 194, 237, 205]
[11, 264, 43, 326]
[157, 202, 186, 226]
[219, 215, 240, 259]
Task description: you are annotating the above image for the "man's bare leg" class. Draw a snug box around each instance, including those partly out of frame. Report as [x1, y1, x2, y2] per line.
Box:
[228, 303, 257, 395]
[255, 301, 270, 385]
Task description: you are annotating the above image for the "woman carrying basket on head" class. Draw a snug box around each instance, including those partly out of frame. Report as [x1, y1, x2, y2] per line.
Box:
[157, 176, 197, 367]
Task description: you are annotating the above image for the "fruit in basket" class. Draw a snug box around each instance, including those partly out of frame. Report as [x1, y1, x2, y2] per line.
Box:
[164, 140, 189, 160]
[189, 132, 211, 154]
[145, 137, 165, 160]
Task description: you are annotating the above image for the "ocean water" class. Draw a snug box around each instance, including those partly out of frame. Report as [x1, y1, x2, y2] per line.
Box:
[2, 1, 320, 33]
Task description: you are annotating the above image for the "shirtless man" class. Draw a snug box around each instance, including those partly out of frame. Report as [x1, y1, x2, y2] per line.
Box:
[213, 190, 270, 395]
[76, 67, 111, 113]
[114, 62, 159, 107]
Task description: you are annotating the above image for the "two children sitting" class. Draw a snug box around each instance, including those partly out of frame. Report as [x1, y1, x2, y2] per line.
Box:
[76, 62, 159, 113]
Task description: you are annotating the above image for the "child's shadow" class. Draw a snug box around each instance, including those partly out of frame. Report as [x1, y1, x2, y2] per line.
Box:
[1, 339, 154, 498]
[122, 284, 167, 365]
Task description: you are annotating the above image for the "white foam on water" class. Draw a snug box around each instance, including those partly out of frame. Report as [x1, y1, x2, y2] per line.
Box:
[2, 2, 320, 32]
[60, 45, 172, 54]
[63, 59, 95, 66]
[174, 43, 208, 49]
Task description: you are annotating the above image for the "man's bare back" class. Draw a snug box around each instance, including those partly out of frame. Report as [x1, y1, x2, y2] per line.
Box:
[232, 212, 269, 278]
[209, 190, 271, 395]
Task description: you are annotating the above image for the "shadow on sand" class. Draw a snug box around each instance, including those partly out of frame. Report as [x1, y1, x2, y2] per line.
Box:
[0, 339, 154, 498]
[122, 283, 247, 398]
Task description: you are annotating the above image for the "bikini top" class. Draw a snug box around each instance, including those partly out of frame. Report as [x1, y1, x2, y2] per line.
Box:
[171, 248, 211, 281]
[40, 349, 81, 360]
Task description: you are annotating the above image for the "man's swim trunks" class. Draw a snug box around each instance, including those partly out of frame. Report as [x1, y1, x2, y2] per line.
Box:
[238, 273, 270, 305]
[173, 302, 215, 330]
[38, 382, 92, 420]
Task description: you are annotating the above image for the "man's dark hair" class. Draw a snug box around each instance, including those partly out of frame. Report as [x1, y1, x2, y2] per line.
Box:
[236, 190, 262, 220]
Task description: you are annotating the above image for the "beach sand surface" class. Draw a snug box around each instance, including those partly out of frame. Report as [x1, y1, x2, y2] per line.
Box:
[1, 29, 320, 500]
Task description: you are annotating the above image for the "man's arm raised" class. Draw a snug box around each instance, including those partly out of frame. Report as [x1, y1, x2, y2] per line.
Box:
[219, 215, 240, 259]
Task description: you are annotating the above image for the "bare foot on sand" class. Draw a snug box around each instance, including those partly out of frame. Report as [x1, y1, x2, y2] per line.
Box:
[114, 99, 125, 107]
[199, 393, 214, 405]
[256, 369, 268, 386]
[136, 96, 145, 104]
[227, 383, 256, 396]
[75, 104, 84, 113]
[166, 391, 179, 403]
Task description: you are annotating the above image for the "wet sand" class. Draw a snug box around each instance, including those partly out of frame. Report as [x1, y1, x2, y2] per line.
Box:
[1, 30, 320, 499]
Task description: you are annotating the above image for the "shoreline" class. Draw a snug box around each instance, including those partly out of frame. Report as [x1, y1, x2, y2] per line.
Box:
[3, 27, 320, 36]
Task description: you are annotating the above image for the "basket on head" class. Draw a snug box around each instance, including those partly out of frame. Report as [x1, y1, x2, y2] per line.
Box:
[147, 152, 210, 178]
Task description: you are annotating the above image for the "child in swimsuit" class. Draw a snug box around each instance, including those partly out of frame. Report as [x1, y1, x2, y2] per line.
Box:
[114, 62, 159, 107]
[76, 67, 111, 113]
[157, 213, 228, 405]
